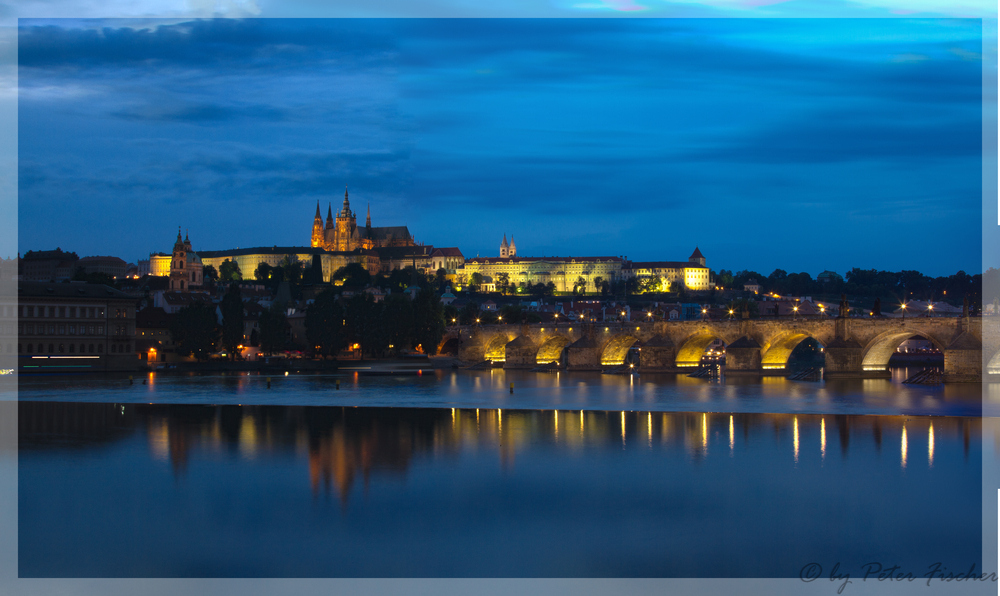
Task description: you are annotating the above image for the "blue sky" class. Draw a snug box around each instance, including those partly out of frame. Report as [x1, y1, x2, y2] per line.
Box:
[17, 18, 983, 276]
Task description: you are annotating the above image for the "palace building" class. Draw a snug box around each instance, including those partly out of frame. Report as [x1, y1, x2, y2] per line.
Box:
[458, 237, 711, 293]
[311, 188, 415, 252]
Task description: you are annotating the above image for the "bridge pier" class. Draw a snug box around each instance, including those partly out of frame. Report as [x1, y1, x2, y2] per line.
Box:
[565, 335, 602, 371]
[822, 338, 876, 378]
[724, 336, 762, 376]
[503, 333, 538, 369]
[638, 335, 677, 373]
[943, 332, 982, 382]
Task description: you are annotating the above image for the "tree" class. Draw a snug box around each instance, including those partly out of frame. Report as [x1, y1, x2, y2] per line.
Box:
[383, 293, 415, 353]
[255, 262, 273, 282]
[726, 298, 759, 318]
[639, 275, 663, 294]
[459, 301, 480, 325]
[202, 264, 219, 283]
[220, 283, 244, 359]
[497, 272, 510, 296]
[412, 287, 446, 355]
[305, 288, 347, 358]
[219, 259, 242, 281]
[344, 293, 386, 358]
[435, 268, 448, 291]
[573, 276, 587, 295]
[280, 256, 304, 285]
[469, 272, 484, 294]
[258, 303, 288, 356]
[72, 268, 117, 286]
[332, 262, 371, 287]
[170, 302, 219, 361]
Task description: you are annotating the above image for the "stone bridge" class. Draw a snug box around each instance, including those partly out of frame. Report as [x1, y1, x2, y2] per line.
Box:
[445, 316, 989, 382]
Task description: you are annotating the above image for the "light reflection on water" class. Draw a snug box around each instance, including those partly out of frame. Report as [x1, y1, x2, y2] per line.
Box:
[18, 401, 981, 578]
[15, 367, 983, 417]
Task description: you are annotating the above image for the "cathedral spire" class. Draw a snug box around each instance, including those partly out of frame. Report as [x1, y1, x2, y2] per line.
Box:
[366, 203, 371, 227]
[314, 201, 322, 221]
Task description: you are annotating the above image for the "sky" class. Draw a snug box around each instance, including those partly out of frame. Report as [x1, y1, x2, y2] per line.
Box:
[16, 18, 985, 277]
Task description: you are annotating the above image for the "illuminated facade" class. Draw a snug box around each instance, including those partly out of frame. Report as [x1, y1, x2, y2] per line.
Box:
[625, 248, 711, 292]
[311, 189, 415, 252]
[461, 256, 625, 293]
[198, 246, 380, 282]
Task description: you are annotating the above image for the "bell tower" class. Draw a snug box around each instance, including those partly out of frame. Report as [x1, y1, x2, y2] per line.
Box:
[311, 202, 324, 248]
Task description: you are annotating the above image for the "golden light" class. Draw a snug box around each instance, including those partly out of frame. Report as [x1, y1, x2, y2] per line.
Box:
[728, 309, 734, 315]
[476, 318, 480, 323]
[702, 308, 706, 314]
[928, 304, 934, 310]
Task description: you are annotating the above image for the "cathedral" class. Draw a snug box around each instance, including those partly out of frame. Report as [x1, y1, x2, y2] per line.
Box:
[311, 188, 414, 252]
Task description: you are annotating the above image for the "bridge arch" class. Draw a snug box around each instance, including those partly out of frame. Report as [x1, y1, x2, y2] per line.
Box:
[484, 335, 512, 362]
[861, 329, 945, 371]
[536, 335, 572, 365]
[761, 331, 826, 370]
[601, 334, 639, 366]
[988, 351, 1000, 375]
[675, 331, 723, 368]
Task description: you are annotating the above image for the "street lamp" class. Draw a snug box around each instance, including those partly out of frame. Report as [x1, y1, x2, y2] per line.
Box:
[900, 302, 906, 320]
[927, 303, 934, 317]
[792, 305, 798, 319]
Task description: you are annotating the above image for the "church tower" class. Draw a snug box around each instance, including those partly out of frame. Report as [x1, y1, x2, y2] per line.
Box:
[500, 234, 509, 258]
[169, 227, 187, 292]
[509, 235, 516, 257]
[335, 187, 357, 252]
[311, 202, 324, 248]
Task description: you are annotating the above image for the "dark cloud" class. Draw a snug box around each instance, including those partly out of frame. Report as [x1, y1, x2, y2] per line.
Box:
[16, 18, 983, 274]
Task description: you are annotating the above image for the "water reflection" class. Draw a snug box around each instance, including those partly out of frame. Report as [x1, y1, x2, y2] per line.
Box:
[20, 402, 980, 487]
[19, 401, 983, 578]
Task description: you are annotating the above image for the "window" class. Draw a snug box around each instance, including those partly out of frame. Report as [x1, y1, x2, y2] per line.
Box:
[79, 344, 84, 353]
[58, 325, 65, 335]
[48, 325, 55, 334]
[98, 344, 103, 353]
[58, 344, 64, 353]
[69, 325, 75, 335]
[89, 344, 94, 353]
[69, 344, 74, 353]
[36, 344, 42, 353]
[48, 344, 54, 353]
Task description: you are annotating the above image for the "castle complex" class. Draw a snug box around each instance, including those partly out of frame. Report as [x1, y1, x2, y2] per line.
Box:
[311, 188, 414, 252]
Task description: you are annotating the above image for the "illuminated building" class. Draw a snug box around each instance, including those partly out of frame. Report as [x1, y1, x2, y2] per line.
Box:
[462, 254, 625, 293]
[168, 229, 203, 292]
[624, 248, 712, 292]
[198, 246, 380, 281]
[310, 188, 415, 252]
